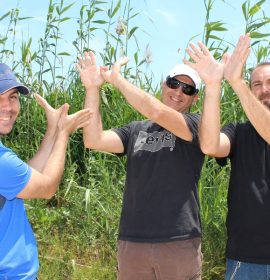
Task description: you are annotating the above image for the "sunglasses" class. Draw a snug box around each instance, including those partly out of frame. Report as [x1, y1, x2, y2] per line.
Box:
[166, 76, 198, 96]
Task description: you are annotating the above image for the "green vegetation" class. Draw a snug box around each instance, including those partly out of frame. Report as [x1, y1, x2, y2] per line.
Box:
[1, 0, 270, 279]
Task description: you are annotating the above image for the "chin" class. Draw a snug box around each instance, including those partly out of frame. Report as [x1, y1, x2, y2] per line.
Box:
[0, 127, 13, 136]
[263, 100, 270, 110]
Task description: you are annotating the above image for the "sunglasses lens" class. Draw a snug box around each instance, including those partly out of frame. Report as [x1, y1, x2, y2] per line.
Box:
[166, 77, 180, 89]
[166, 77, 197, 96]
[182, 85, 195, 96]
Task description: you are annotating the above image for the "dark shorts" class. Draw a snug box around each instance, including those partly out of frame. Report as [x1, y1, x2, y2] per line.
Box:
[117, 237, 202, 280]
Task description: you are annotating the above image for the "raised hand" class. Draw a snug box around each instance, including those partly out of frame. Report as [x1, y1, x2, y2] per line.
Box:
[223, 34, 251, 84]
[100, 56, 129, 85]
[77, 51, 105, 90]
[184, 41, 224, 85]
[35, 93, 65, 131]
[57, 104, 92, 137]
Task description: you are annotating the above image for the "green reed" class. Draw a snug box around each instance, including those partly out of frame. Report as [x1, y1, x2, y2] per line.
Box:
[1, 0, 270, 279]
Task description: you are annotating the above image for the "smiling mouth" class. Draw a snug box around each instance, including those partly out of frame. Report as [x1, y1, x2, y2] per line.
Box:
[0, 117, 11, 121]
[171, 96, 182, 102]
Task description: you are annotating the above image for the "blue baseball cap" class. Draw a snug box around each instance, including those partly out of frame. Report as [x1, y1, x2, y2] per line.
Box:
[0, 63, 29, 95]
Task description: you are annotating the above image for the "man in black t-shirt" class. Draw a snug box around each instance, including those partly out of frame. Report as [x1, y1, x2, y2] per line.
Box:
[78, 52, 205, 279]
[185, 34, 270, 279]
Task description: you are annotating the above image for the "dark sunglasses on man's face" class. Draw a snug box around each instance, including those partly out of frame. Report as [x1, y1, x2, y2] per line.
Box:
[166, 76, 198, 96]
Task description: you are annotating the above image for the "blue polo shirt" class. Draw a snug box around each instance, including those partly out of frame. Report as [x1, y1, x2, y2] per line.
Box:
[0, 141, 38, 280]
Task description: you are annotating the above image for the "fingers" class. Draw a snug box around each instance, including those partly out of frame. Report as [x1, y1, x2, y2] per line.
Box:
[60, 103, 69, 117]
[232, 34, 251, 62]
[186, 41, 210, 62]
[66, 109, 93, 133]
[118, 56, 129, 66]
[183, 58, 193, 68]
[77, 51, 96, 70]
[34, 93, 52, 110]
[111, 56, 129, 73]
[221, 52, 231, 64]
[34, 93, 45, 106]
[89, 51, 96, 65]
[73, 109, 93, 129]
[71, 108, 91, 120]
[198, 41, 211, 56]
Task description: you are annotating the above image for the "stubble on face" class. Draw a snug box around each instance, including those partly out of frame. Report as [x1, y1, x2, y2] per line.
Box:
[251, 65, 270, 110]
[0, 89, 20, 136]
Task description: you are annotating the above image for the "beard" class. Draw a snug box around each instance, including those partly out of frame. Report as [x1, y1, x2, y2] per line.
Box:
[262, 100, 270, 110]
[259, 93, 270, 110]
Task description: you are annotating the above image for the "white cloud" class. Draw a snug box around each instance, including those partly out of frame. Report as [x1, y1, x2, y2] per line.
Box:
[156, 9, 177, 26]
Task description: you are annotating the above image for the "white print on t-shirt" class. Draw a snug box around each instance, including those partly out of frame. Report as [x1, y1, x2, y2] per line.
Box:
[134, 130, 176, 153]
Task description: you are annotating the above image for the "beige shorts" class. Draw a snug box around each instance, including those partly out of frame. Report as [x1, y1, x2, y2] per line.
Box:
[117, 237, 202, 280]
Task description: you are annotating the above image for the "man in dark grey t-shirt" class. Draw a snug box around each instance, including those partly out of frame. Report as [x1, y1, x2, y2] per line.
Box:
[78, 52, 204, 280]
[186, 34, 270, 279]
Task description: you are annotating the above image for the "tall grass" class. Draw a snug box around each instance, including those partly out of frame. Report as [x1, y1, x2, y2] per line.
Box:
[1, 0, 270, 279]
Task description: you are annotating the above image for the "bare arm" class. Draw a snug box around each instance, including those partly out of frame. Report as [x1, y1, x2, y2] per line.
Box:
[100, 57, 194, 141]
[184, 41, 231, 157]
[77, 51, 124, 153]
[17, 104, 92, 199]
[224, 34, 270, 145]
[230, 82, 270, 144]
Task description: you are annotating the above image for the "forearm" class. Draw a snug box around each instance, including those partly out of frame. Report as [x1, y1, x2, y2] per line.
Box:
[199, 82, 222, 155]
[112, 75, 195, 140]
[112, 75, 161, 120]
[40, 131, 69, 198]
[231, 80, 270, 144]
[83, 87, 104, 149]
[28, 126, 57, 171]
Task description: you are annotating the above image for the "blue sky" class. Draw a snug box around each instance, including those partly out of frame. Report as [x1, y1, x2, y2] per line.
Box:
[0, 0, 269, 86]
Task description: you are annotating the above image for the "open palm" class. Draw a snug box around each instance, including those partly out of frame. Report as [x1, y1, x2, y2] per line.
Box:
[184, 41, 224, 85]
[77, 51, 104, 89]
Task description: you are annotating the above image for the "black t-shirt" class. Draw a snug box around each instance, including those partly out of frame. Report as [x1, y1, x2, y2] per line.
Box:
[113, 113, 204, 242]
[218, 122, 270, 264]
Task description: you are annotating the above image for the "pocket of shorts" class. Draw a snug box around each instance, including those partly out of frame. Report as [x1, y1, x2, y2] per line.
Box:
[229, 261, 241, 280]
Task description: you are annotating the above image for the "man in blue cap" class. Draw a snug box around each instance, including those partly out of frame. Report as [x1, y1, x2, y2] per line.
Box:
[0, 63, 92, 279]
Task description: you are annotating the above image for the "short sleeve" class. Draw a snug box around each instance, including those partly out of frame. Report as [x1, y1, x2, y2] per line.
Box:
[216, 123, 236, 166]
[112, 123, 134, 155]
[0, 149, 32, 200]
[183, 113, 200, 144]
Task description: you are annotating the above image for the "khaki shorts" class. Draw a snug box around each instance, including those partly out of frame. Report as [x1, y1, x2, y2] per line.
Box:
[117, 237, 202, 280]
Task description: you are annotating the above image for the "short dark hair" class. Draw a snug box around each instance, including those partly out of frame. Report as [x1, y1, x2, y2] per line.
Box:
[250, 61, 270, 75]
[249, 61, 270, 87]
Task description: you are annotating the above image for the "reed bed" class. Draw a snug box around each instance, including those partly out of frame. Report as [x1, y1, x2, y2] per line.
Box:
[1, 0, 270, 279]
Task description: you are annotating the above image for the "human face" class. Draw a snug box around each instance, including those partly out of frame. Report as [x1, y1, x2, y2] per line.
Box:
[251, 65, 270, 110]
[161, 75, 198, 113]
[0, 89, 20, 136]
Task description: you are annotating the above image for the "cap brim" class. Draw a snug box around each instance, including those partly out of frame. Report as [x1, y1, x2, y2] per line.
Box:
[0, 81, 30, 95]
